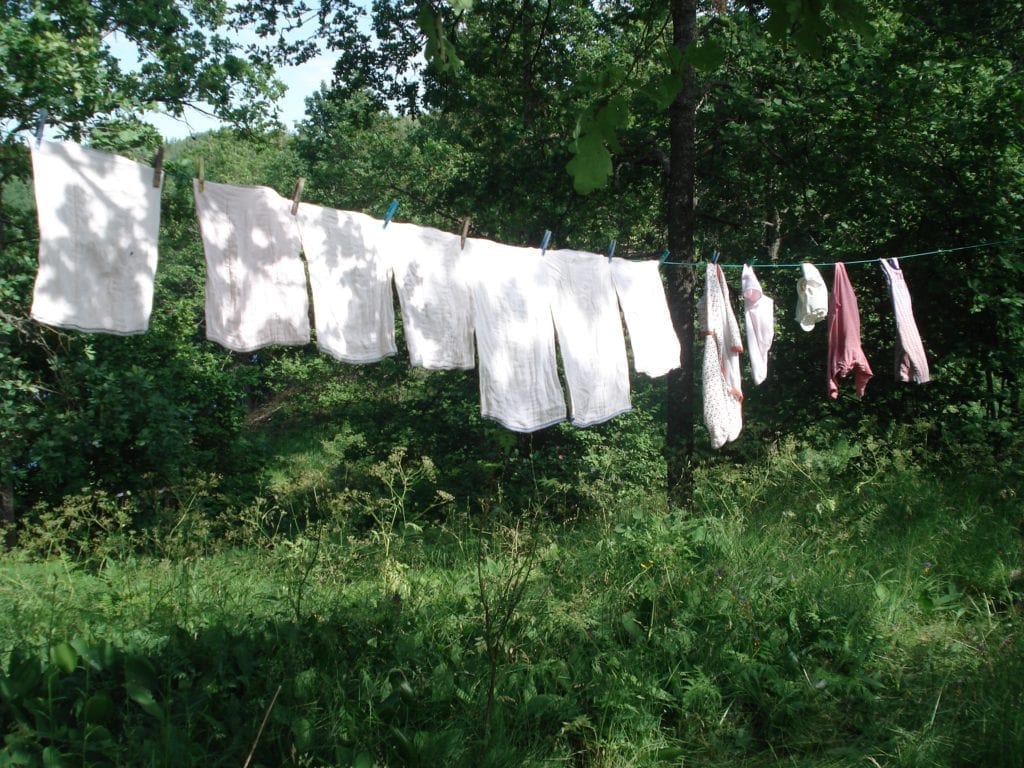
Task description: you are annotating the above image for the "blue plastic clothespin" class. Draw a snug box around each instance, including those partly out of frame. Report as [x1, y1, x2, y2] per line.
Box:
[540, 229, 552, 255]
[711, 250, 721, 264]
[33, 108, 48, 148]
[659, 249, 671, 265]
[383, 199, 399, 228]
[607, 240, 617, 261]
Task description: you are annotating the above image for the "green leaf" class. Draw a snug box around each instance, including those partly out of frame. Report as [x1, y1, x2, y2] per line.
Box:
[50, 641, 78, 674]
[83, 693, 115, 724]
[42, 746, 65, 768]
[292, 716, 314, 752]
[620, 611, 644, 642]
[641, 73, 684, 109]
[566, 131, 613, 195]
[447, 0, 474, 11]
[684, 39, 726, 72]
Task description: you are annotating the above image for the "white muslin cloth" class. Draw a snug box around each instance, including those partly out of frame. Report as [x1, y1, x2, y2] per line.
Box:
[385, 221, 475, 369]
[464, 239, 566, 432]
[29, 141, 162, 334]
[700, 263, 743, 449]
[795, 262, 828, 331]
[544, 250, 632, 427]
[296, 205, 396, 363]
[194, 180, 309, 352]
[742, 264, 775, 385]
[608, 257, 681, 377]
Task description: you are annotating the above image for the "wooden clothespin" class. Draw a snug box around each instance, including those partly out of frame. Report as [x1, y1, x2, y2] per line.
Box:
[460, 217, 471, 249]
[290, 177, 306, 216]
[152, 146, 164, 189]
[195, 158, 204, 192]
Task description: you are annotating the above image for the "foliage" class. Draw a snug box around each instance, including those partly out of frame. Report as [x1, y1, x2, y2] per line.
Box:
[0, 0, 284, 140]
[1, 444, 1022, 766]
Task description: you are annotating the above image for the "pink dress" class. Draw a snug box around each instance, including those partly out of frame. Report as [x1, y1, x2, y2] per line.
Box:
[700, 264, 743, 448]
[827, 262, 873, 399]
[879, 258, 930, 383]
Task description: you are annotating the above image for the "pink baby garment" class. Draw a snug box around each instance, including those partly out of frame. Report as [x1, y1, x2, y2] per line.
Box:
[700, 263, 743, 449]
[879, 258, 930, 383]
[742, 264, 774, 385]
[827, 262, 873, 398]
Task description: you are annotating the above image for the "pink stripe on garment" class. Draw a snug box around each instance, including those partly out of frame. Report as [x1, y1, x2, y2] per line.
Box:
[880, 258, 930, 383]
[827, 262, 873, 399]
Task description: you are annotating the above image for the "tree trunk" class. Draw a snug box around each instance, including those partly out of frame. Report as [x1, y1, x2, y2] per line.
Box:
[665, 0, 699, 508]
[1, 478, 13, 549]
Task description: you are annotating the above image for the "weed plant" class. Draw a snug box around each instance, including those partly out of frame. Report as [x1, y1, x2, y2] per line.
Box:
[1, 434, 1022, 767]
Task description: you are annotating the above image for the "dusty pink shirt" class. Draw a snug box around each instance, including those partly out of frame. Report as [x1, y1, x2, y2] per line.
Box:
[827, 262, 873, 399]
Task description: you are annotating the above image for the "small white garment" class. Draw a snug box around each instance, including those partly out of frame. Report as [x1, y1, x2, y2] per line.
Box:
[795, 262, 828, 331]
[608, 257, 681, 377]
[742, 264, 775, 385]
[194, 180, 309, 352]
[880, 258, 930, 383]
[700, 263, 743, 449]
[464, 238, 566, 432]
[544, 249, 631, 427]
[385, 221, 475, 369]
[29, 141, 161, 334]
[296, 205, 396, 363]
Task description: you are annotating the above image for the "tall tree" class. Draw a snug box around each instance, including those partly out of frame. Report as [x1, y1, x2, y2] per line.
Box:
[665, 0, 699, 505]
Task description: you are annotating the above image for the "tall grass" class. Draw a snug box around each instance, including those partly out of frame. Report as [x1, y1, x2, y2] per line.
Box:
[1, 439, 1021, 767]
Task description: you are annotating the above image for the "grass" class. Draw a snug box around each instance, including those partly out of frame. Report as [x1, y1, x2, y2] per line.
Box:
[0, 438, 1022, 767]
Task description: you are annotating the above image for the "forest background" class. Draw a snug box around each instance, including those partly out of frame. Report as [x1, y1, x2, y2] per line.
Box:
[0, 0, 1022, 766]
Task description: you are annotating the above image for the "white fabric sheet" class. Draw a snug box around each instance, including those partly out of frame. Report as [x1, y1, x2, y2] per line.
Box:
[464, 239, 566, 432]
[296, 205, 396, 363]
[385, 221, 475, 370]
[194, 180, 309, 352]
[608, 257, 681, 377]
[544, 249, 631, 427]
[30, 141, 161, 334]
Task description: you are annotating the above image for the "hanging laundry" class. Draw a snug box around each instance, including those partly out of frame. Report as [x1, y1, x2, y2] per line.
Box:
[879, 258, 930, 383]
[741, 264, 775, 385]
[827, 261, 873, 398]
[464, 239, 566, 432]
[700, 263, 743, 449]
[296, 204, 396, 363]
[608, 257, 681, 377]
[194, 180, 309, 353]
[544, 250, 632, 427]
[29, 141, 161, 335]
[385, 221, 475, 370]
[795, 262, 828, 331]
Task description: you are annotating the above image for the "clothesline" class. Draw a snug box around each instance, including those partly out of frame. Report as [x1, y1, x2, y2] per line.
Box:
[147, 146, 1024, 271]
[659, 236, 1024, 269]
